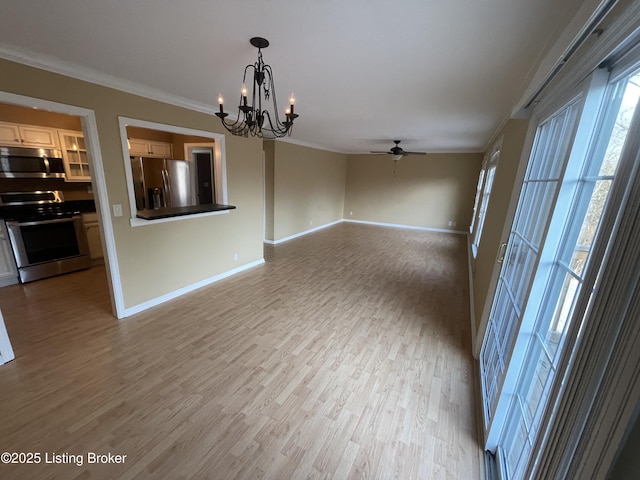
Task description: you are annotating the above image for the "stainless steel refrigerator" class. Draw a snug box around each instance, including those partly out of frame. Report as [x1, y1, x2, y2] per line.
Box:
[131, 157, 193, 210]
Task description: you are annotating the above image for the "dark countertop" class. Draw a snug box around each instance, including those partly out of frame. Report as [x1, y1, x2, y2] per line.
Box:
[66, 199, 97, 213]
[136, 203, 236, 220]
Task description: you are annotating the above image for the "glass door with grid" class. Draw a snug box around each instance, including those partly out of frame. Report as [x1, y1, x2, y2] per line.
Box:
[480, 95, 584, 449]
[496, 67, 640, 480]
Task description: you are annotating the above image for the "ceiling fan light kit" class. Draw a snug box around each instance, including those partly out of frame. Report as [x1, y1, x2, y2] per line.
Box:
[216, 37, 299, 138]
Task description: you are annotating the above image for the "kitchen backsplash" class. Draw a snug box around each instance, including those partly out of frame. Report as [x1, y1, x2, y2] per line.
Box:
[0, 178, 93, 200]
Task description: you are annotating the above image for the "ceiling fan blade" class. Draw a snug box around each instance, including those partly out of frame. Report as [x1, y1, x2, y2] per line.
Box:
[370, 151, 392, 154]
[402, 151, 427, 155]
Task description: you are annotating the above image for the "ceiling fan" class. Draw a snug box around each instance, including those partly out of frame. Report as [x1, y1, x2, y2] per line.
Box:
[370, 140, 427, 160]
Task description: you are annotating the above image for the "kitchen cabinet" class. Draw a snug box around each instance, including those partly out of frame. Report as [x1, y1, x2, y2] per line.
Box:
[58, 130, 91, 182]
[128, 138, 173, 158]
[0, 221, 19, 287]
[82, 213, 103, 263]
[0, 121, 59, 148]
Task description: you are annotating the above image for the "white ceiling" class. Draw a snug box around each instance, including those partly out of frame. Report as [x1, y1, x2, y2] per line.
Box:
[0, 0, 588, 154]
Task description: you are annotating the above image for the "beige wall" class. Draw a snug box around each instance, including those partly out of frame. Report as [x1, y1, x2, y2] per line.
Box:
[0, 103, 81, 130]
[344, 153, 482, 231]
[269, 141, 347, 241]
[471, 119, 530, 338]
[263, 141, 275, 240]
[0, 58, 264, 311]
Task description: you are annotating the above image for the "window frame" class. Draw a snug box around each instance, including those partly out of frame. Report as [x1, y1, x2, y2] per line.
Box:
[471, 138, 501, 258]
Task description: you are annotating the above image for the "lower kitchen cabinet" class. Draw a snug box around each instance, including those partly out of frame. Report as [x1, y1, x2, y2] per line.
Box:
[0, 221, 19, 287]
[82, 213, 104, 263]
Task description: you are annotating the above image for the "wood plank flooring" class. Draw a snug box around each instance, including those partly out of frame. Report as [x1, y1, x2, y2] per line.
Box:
[0, 223, 481, 479]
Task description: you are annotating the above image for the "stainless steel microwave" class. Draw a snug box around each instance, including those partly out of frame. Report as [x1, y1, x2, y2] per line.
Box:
[0, 146, 66, 179]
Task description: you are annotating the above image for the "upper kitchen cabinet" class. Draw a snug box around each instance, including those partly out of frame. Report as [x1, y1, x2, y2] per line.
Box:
[58, 130, 90, 182]
[128, 138, 172, 158]
[0, 121, 59, 148]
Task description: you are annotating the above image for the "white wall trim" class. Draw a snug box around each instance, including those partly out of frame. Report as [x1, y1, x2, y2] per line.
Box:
[344, 218, 468, 235]
[122, 259, 265, 318]
[467, 235, 478, 358]
[0, 90, 126, 319]
[119, 116, 228, 226]
[265, 219, 344, 245]
[0, 46, 217, 117]
[0, 308, 15, 365]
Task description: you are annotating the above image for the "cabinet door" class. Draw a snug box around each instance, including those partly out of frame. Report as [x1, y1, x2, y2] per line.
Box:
[128, 138, 149, 156]
[85, 224, 103, 261]
[0, 122, 21, 146]
[149, 141, 172, 158]
[82, 213, 103, 261]
[59, 131, 90, 181]
[18, 125, 59, 148]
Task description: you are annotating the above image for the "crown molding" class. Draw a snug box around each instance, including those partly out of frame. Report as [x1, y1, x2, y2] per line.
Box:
[272, 136, 349, 154]
[0, 44, 217, 116]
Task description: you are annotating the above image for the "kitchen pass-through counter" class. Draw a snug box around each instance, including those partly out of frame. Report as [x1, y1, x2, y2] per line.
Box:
[136, 203, 236, 220]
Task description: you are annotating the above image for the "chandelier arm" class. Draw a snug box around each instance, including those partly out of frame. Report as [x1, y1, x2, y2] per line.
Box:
[263, 65, 283, 127]
[260, 110, 292, 137]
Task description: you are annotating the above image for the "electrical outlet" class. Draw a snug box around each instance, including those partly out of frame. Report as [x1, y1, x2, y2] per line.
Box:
[233, 253, 238, 261]
[448, 220, 453, 226]
[349, 211, 353, 216]
[113, 204, 123, 217]
[310, 220, 313, 226]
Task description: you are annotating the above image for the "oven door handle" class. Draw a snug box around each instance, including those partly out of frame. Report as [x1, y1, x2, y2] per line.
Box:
[6, 216, 78, 227]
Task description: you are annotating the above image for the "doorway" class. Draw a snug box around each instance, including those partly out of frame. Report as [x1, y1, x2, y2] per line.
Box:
[184, 144, 216, 205]
[0, 91, 122, 319]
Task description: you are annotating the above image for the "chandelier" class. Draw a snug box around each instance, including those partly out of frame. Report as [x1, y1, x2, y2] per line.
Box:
[215, 37, 299, 138]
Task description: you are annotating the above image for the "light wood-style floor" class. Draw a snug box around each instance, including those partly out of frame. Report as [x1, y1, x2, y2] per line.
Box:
[0, 223, 481, 479]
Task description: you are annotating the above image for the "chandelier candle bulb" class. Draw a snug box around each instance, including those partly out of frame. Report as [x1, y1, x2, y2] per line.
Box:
[218, 95, 224, 113]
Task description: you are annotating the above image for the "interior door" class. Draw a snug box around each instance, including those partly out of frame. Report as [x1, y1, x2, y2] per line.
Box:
[195, 152, 214, 205]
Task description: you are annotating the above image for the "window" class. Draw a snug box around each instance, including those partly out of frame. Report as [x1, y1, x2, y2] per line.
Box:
[471, 139, 501, 257]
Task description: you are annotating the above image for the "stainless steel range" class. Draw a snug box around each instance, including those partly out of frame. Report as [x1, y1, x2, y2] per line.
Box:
[0, 190, 90, 283]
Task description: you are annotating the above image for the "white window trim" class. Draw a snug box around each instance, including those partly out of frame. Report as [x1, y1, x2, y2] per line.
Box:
[528, 50, 640, 480]
[118, 117, 229, 227]
[471, 138, 502, 259]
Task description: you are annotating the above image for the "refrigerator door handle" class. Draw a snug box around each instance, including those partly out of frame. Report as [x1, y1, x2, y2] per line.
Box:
[161, 169, 170, 208]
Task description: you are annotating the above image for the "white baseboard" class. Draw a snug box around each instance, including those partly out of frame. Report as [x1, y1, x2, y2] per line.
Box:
[264, 218, 468, 245]
[265, 219, 343, 245]
[122, 259, 265, 318]
[344, 218, 468, 235]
